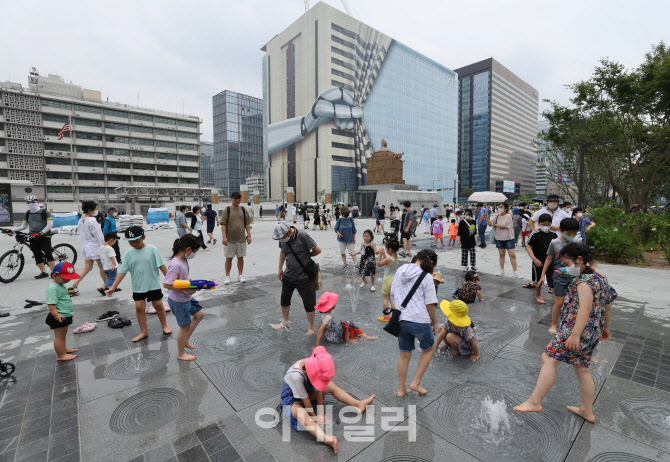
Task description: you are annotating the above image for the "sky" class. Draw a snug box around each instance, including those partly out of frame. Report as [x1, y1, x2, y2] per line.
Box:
[3, 0, 668, 142]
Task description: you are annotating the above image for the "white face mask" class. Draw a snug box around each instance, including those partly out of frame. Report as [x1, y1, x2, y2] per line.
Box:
[498, 208, 505, 213]
[185, 250, 196, 260]
[27, 203, 40, 213]
[547, 202, 558, 210]
[93, 210, 99, 216]
[577, 212, 583, 218]
[539, 226, 550, 233]
[565, 262, 581, 277]
[279, 236, 290, 243]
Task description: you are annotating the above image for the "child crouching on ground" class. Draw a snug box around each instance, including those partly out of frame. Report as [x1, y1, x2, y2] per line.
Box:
[316, 292, 377, 346]
[453, 271, 483, 303]
[280, 346, 376, 453]
[435, 300, 480, 362]
[163, 234, 205, 361]
[98, 232, 121, 296]
[46, 262, 80, 361]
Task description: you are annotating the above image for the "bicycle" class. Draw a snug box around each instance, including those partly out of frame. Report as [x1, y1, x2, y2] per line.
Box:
[0, 229, 77, 283]
[0, 359, 16, 379]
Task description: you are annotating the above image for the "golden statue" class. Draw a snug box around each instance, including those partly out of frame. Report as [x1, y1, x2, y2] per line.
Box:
[366, 139, 404, 184]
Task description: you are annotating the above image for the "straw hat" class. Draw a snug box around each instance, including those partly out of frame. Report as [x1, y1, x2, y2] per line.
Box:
[440, 300, 471, 327]
[432, 272, 444, 284]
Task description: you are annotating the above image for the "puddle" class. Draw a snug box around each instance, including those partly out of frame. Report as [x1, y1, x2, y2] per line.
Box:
[620, 398, 670, 440]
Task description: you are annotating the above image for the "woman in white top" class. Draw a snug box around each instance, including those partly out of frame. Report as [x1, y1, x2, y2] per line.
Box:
[71, 200, 106, 294]
[192, 206, 209, 251]
[490, 202, 520, 278]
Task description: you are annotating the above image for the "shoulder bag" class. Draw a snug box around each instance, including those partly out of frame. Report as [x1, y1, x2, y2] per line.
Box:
[286, 240, 322, 290]
[383, 271, 429, 337]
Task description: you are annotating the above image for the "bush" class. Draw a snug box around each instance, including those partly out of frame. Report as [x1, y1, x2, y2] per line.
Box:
[589, 226, 641, 264]
[588, 205, 624, 228]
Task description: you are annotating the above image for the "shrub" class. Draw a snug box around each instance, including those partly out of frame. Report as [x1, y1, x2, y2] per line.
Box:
[589, 226, 641, 264]
[588, 205, 624, 228]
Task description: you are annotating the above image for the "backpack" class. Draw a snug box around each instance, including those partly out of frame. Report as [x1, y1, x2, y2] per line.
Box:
[224, 206, 248, 227]
[24, 209, 48, 223]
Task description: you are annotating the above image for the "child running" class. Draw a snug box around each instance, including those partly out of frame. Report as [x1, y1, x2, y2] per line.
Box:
[377, 239, 401, 322]
[315, 292, 377, 346]
[163, 234, 205, 361]
[46, 262, 80, 361]
[358, 230, 377, 291]
[453, 270, 483, 303]
[514, 243, 613, 423]
[448, 219, 459, 246]
[524, 214, 558, 303]
[432, 216, 444, 247]
[435, 300, 480, 361]
[98, 232, 120, 296]
[280, 346, 376, 453]
[106, 226, 173, 342]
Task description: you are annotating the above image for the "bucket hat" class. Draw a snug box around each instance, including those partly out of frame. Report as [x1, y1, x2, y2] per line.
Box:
[440, 300, 471, 327]
[304, 346, 335, 391]
[315, 292, 338, 313]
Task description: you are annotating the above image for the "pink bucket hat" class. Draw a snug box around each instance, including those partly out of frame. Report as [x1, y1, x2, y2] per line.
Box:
[314, 292, 339, 313]
[304, 346, 335, 391]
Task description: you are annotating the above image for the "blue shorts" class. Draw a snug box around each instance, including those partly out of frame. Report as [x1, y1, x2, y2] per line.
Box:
[398, 321, 435, 352]
[495, 239, 515, 250]
[553, 277, 571, 297]
[104, 268, 117, 288]
[168, 297, 203, 327]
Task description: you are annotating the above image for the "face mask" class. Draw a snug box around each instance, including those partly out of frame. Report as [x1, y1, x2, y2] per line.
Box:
[565, 263, 581, 277]
[185, 250, 196, 260]
[564, 235, 575, 242]
[498, 208, 505, 213]
[93, 210, 99, 216]
[539, 226, 550, 233]
[27, 203, 40, 213]
[547, 202, 558, 210]
[279, 236, 290, 243]
[343, 213, 349, 218]
[577, 213, 583, 218]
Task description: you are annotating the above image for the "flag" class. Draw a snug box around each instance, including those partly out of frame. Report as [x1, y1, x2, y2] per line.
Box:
[558, 172, 564, 182]
[57, 118, 70, 140]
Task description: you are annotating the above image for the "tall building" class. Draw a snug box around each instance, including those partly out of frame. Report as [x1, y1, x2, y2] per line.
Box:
[455, 58, 538, 194]
[200, 141, 214, 188]
[536, 119, 574, 196]
[0, 69, 203, 211]
[262, 1, 458, 202]
[212, 90, 263, 198]
[245, 173, 266, 198]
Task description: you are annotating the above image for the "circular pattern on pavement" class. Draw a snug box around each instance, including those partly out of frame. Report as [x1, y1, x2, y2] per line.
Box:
[110, 388, 184, 434]
[619, 398, 670, 440]
[591, 453, 656, 462]
[104, 351, 170, 380]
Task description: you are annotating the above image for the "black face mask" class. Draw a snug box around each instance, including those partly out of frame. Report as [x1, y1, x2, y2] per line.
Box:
[343, 213, 350, 218]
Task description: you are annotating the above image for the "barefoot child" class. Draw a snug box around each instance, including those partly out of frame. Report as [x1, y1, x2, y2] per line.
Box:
[163, 234, 205, 361]
[315, 292, 377, 346]
[525, 214, 557, 304]
[435, 300, 480, 361]
[377, 239, 401, 322]
[46, 262, 80, 361]
[280, 346, 376, 453]
[432, 216, 444, 247]
[514, 243, 613, 423]
[358, 230, 377, 291]
[453, 271, 483, 303]
[106, 226, 173, 342]
[98, 232, 120, 296]
[448, 219, 458, 246]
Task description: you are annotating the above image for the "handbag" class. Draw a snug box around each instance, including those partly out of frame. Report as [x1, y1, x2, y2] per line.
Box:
[383, 271, 429, 337]
[286, 242, 322, 290]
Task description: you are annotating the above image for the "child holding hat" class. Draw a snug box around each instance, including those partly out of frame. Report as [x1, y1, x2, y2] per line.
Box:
[315, 292, 377, 347]
[280, 346, 376, 453]
[435, 300, 480, 362]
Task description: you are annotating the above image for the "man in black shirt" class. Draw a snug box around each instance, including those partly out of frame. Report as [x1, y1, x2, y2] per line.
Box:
[377, 205, 386, 234]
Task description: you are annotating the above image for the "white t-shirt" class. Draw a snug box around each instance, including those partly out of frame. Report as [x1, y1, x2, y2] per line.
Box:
[390, 264, 438, 324]
[99, 245, 117, 270]
[531, 207, 570, 237]
[284, 361, 310, 399]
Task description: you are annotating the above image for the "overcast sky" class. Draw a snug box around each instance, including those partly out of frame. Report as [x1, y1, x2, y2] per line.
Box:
[3, 0, 668, 141]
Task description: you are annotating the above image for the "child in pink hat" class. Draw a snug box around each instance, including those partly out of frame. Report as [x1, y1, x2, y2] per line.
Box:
[280, 345, 376, 453]
[315, 292, 378, 347]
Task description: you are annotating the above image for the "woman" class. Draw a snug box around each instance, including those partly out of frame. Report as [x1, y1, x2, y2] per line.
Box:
[312, 205, 321, 231]
[391, 249, 439, 397]
[490, 202, 520, 278]
[192, 206, 209, 251]
[352, 203, 360, 224]
[334, 207, 357, 268]
[70, 200, 106, 295]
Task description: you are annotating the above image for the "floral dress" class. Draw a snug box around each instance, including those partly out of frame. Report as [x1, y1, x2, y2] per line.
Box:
[440, 320, 477, 355]
[359, 244, 376, 276]
[545, 272, 613, 367]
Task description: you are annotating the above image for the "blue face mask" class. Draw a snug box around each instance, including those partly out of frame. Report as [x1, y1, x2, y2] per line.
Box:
[564, 235, 575, 242]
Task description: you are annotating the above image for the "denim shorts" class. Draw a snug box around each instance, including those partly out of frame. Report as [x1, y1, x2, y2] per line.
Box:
[553, 277, 571, 297]
[495, 239, 515, 250]
[168, 297, 203, 327]
[103, 268, 117, 288]
[398, 321, 435, 352]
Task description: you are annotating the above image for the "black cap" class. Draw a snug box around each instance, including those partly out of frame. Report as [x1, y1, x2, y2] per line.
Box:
[231, 192, 242, 199]
[547, 194, 560, 201]
[124, 226, 145, 241]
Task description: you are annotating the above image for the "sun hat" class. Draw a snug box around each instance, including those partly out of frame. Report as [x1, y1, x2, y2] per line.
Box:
[432, 272, 444, 284]
[52, 262, 80, 280]
[340, 206, 351, 214]
[124, 226, 144, 241]
[304, 346, 335, 391]
[272, 221, 291, 240]
[440, 300, 471, 327]
[314, 292, 338, 313]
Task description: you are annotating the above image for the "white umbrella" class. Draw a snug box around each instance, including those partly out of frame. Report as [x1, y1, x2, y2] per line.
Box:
[467, 191, 508, 203]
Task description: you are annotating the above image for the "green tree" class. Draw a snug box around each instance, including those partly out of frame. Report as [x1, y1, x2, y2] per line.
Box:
[460, 187, 475, 199]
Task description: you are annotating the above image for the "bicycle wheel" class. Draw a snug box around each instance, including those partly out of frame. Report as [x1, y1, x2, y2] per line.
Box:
[0, 362, 15, 378]
[53, 244, 77, 266]
[0, 250, 24, 283]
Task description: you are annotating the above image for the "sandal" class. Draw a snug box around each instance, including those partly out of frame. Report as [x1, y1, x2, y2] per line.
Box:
[107, 318, 125, 329]
[522, 284, 535, 289]
[118, 317, 132, 326]
[97, 288, 107, 296]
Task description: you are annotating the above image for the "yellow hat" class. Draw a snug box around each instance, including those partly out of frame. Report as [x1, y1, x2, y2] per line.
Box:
[440, 300, 471, 327]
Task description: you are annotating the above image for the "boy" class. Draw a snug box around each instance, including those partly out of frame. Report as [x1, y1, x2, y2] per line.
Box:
[46, 262, 80, 361]
[525, 214, 558, 304]
[98, 232, 121, 296]
[458, 209, 478, 271]
[432, 215, 444, 247]
[106, 226, 173, 342]
[448, 219, 459, 246]
[573, 207, 596, 244]
[539, 218, 581, 334]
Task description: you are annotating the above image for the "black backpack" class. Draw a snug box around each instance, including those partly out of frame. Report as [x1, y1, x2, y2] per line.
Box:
[24, 209, 48, 223]
[224, 206, 248, 226]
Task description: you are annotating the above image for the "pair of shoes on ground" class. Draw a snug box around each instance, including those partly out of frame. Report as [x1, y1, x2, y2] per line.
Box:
[461, 266, 479, 272]
[108, 317, 132, 328]
[73, 322, 97, 334]
[96, 311, 119, 322]
[97, 287, 122, 296]
[359, 283, 376, 292]
[145, 306, 171, 314]
[223, 275, 246, 285]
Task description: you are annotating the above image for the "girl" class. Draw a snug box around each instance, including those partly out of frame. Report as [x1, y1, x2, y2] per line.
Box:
[315, 292, 377, 346]
[521, 215, 531, 247]
[325, 209, 332, 229]
[435, 300, 480, 362]
[70, 201, 106, 295]
[312, 205, 321, 231]
[358, 230, 377, 291]
[280, 346, 376, 454]
[192, 206, 209, 251]
[163, 234, 204, 361]
[514, 243, 613, 423]
[422, 208, 430, 234]
[453, 271, 483, 303]
[377, 239, 401, 322]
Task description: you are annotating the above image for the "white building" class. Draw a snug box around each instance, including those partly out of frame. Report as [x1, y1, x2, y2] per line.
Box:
[245, 174, 266, 198]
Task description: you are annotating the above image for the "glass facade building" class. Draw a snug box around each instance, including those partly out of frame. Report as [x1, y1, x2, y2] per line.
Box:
[471, 71, 490, 192]
[199, 141, 214, 188]
[212, 91, 263, 197]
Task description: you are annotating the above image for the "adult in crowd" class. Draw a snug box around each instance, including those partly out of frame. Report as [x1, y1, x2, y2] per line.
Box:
[391, 249, 438, 397]
[476, 203, 489, 248]
[221, 192, 252, 284]
[275, 204, 280, 220]
[312, 205, 322, 231]
[334, 206, 357, 268]
[400, 201, 415, 258]
[70, 201, 106, 295]
[377, 204, 386, 234]
[372, 201, 380, 233]
[574, 207, 596, 244]
[272, 222, 321, 335]
[445, 204, 452, 220]
[175, 205, 191, 237]
[204, 203, 219, 245]
[192, 206, 209, 251]
[562, 201, 573, 217]
[512, 207, 523, 246]
[352, 203, 360, 224]
[103, 206, 122, 263]
[10, 195, 55, 278]
[302, 202, 310, 229]
[429, 204, 437, 235]
[292, 204, 297, 224]
[530, 194, 570, 236]
[490, 202, 521, 278]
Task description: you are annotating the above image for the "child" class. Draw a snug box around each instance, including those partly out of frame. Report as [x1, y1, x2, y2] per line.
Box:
[448, 219, 459, 246]
[458, 210, 477, 271]
[46, 262, 80, 361]
[540, 218, 581, 334]
[435, 300, 480, 362]
[358, 230, 377, 291]
[315, 292, 377, 346]
[453, 271, 483, 303]
[433, 271, 444, 297]
[521, 216, 531, 247]
[163, 234, 205, 361]
[432, 216, 444, 247]
[524, 214, 558, 304]
[106, 226, 173, 342]
[98, 232, 121, 296]
[377, 239, 401, 322]
[422, 208, 430, 234]
[280, 346, 376, 453]
[514, 243, 613, 423]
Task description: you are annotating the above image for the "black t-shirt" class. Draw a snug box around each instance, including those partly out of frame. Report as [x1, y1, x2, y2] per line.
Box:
[527, 230, 558, 261]
[377, 209, 386, 220]
[458, 218, 477, 248]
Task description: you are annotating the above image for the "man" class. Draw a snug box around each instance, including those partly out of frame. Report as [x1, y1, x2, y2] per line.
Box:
[302, 201, 310, 229]
[445, 204, 452, 220]
[175, 205, 191, 237]
[204, 203, 219, 244]
[11, 195, 55, 278]
[377, 204, 386, 234]
[271, 221, 321, 335]
[103, 206, 122, 263]
[292, 204, 297, 224]
[529, 194, 570, 237]
[400, 201, 415, 258]
[429, 204, 437, 235]
[476, 202, 489, 248]
[573, 207, 596, 244]
[221, 192, 252, 284]
[562, 201, 573, 217]
[372, 201, 380, 233]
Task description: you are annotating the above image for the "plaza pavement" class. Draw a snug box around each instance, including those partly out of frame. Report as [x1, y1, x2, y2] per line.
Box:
[0, 216, 669, 462]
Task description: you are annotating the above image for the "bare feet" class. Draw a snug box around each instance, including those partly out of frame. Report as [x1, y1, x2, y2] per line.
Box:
[548, 325, 557, 335]
[132, 333, 149, 342]
[397, 387, 409, 397]
[513, 400, 542, 413]
[325, 435, 338, 454]
[186, 343, 196, 350]
[65, 348, 78, 353]
[177, 352, 197, 361]
[57, 354, 77, 361]
[567, 405, 596, 423]
[272, 321, 289, 331]
[410, 383, 427, 395]
[162, 327, 173, 335]
[536, 296, 546, 304]
[449, 348, 460, 356]
[305, 329, 315, 336]
[356, 394, 376, 413]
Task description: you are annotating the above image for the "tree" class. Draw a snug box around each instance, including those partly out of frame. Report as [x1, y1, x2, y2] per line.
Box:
[461, 187, 475, 199]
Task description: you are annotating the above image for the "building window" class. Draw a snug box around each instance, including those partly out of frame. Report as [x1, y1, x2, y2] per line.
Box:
[44, 143, 71, 152]
[132, 125, 153, 134]
[43, 113, 69, 123]
[331, 57, 356, 71]
[331, 23, 357, 40]
[332, 128, 355, 138]
[45, 157, 71, 165]
[42, 99, 72, 110]
[108, 175, 130, 182]
[157, 153, 177, 160]
[131, 138, 154, 146]
[106, 122, 129, 131]
[157, 165, 178, 172]
[180, 166, 198, 173]
[331, 46, 355, 61]
[132, 151, 155, 159]
[177, 120, 197, 128]
[156, 129, 175, 137]
[331, 68, 355, 82]
[156, 140, 176, 148]
[44, 128, 69, 137]
[331, 35, 356, 50]
[46, 171, 72, 179]
[133, 175, 156, 183]
[177, 131, 197, 139]
[177, 143, 196, 151]
[77, 146, 103, 154]
[179, 155, 197, 162]
[105, 109, 128, 118]
[332, 142, 355, 150]
[131, 113, 153, 122]
[106, 149, 130, 156]
[74, 104, 101, 114]
[155, 116, 176, 125]
[78, 187, 106, 194]
[76, 132, 103, 141]
[107, 161, 128, 169]
[106, 135, 130, 144]
[78, 159, 104, 168]
[76, 118, 103, 128]
[332, 155, 354, 163]
[133, 163, 155, 171]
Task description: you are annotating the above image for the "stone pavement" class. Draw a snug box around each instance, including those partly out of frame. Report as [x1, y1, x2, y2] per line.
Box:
[0, 217, 669, 461]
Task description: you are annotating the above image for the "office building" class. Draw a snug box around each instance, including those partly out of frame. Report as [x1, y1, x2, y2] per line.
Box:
[245, 173, 266, 198]
[212, 90, 263, 198]
[455, 58, 539, 194]
[262, 1, 458, 202]
[536, 119, 574, 196]
[200, 141, 214, 188]
[0, 69, 204, 212]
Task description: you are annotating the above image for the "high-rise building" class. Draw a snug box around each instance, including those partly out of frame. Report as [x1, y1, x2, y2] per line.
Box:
[245, 173, 266, 198]
[212, 90, 263, 198]
[536, 119, 574, 196]
[262, 1, 458, 202]
[455, 58, 538, 194]
[200, 141, 214, 188]
[0, 69, 203, 211]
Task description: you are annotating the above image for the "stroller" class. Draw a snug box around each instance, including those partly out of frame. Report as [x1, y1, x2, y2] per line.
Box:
[383, 220, 401, 245]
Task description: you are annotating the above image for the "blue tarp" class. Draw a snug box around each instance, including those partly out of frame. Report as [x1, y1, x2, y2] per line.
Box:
[146, 208, 169, 224]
